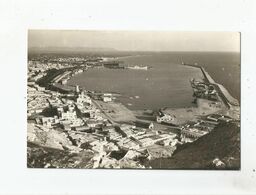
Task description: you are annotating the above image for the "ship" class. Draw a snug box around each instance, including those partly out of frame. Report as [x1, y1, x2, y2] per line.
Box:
[127, 65, 149, 70]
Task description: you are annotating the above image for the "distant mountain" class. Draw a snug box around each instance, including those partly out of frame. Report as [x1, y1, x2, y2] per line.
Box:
[28, 47, 117, 53]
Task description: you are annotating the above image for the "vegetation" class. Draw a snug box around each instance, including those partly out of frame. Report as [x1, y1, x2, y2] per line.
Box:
[146, 122, 240, 170]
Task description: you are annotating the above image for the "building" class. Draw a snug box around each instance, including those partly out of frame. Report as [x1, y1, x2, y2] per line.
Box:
[102, 94, 112, 102]
[73, 125, 91, 132]
[156, 111, 176, 124]
[70, 118, 84, 127]
[63, 123, 71, 131]
[86, 120, 103, 128]
[61, 110, 77, 121]
[103, 96, 112, 102]
[57, 107, 64, 117]
[120, 124, 136, 137]
[102, 126, 115, 132]
[77, 91, 92, 105]
[62, 79, 67, 85]
[180, 128, 208, 143]
[42, 116, 59, 128]
[77, 69, 83, 73]
[135, 120, 154, 129]
[76, 85, 80, 93]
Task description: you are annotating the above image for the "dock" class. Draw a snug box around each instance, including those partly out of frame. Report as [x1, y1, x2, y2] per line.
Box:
[183, 63, 239, 108]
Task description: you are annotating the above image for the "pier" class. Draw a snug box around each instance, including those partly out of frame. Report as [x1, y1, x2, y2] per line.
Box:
[183, 63, 239, 108]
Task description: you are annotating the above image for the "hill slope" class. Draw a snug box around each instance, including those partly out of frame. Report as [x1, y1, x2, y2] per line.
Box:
[146, 122, 240, 170]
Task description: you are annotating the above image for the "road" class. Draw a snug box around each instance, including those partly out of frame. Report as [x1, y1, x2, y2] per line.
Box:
[91, 99, 117, 125]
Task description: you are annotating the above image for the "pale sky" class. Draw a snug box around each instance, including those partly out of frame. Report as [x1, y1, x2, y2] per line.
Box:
[28, 30, 240, 52]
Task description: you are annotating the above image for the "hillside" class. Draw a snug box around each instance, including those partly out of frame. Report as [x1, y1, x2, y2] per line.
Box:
[146, 122, 240, 170]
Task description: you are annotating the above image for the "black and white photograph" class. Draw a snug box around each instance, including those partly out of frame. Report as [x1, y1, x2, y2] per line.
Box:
[27, 30, 240, 169]
[1, 0, 256, 194]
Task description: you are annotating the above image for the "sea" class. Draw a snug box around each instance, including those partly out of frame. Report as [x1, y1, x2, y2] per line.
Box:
[67, 52, 240, 111]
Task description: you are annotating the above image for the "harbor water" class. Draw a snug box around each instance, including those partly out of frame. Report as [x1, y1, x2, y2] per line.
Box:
[67, 52, 240, 110]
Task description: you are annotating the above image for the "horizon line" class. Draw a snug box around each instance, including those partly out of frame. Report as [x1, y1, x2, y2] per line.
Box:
[28, 47, 240, 53]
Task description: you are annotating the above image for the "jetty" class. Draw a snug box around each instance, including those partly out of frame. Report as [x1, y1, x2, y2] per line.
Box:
[182, 63, 239, 108]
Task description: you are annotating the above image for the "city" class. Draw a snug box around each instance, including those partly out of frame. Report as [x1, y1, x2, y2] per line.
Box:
[27, 54, 240, 169]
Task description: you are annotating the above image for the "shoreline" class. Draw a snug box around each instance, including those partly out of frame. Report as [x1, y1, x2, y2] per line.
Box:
[44, 61, 240, 124]
[29, 54, 240, 169]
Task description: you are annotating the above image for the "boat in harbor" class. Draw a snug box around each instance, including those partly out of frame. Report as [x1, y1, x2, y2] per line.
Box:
[127, 65, 149, 70]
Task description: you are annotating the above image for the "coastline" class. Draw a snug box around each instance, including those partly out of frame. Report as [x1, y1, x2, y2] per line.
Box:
[29, 53, 240, 169]
[42, 60, 240, 124]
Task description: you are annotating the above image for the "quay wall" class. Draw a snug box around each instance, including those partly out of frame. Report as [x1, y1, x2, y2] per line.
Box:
[184, 64, 239, 107]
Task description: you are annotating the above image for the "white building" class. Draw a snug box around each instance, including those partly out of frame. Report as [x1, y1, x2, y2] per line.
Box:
[103, 96, 112, 102]
[102, 93, 112, 102]
[42, 116, 59, 128]
[62, 79, 67, 85]
[77, 91, 92, 105]
[156, 113, 175, 123]
[76, 85, 80, 93]
[61, 110, 77, 121]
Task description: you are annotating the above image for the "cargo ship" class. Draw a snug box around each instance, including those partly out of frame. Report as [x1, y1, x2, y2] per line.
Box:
[127, 65, 149, 70]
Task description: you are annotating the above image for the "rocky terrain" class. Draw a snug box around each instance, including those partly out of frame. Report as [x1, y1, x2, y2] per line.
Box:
[27, 123, 147, 169]
[146, 122, 240, 170]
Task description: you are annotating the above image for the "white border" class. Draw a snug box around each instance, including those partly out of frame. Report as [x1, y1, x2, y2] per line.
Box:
[0, 0, 256, 194]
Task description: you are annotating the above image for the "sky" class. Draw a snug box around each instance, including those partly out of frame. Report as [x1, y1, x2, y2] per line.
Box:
[28, 30, 240, 52]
